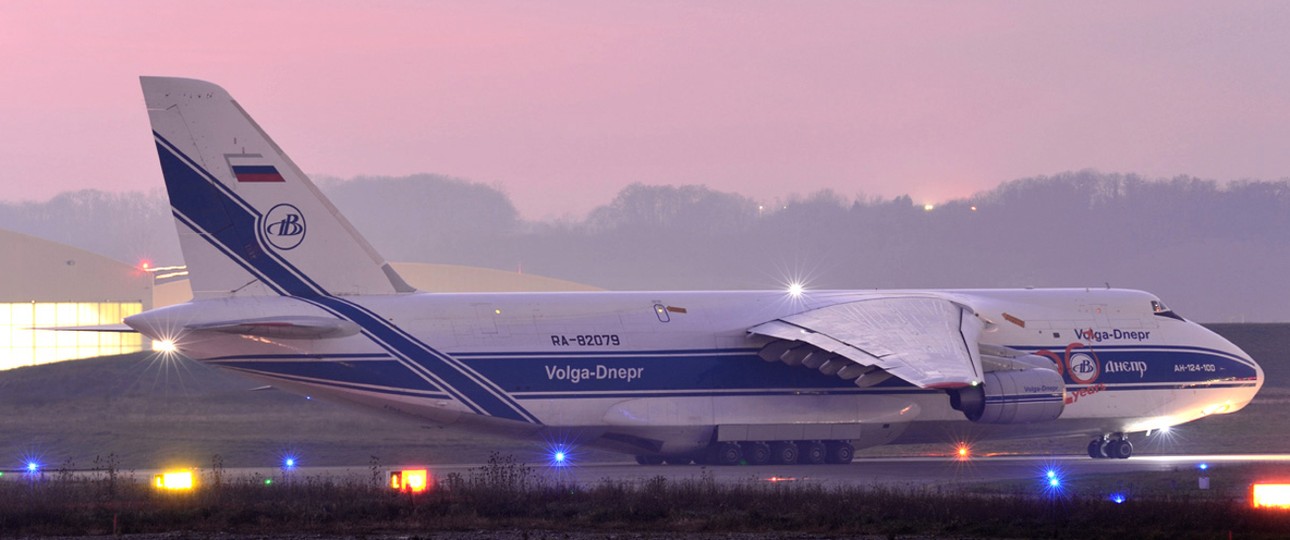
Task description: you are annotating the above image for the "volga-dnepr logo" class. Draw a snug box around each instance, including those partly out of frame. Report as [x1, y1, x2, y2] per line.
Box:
[1068, 352, 1100, 384]
[263, 203, 306, 250]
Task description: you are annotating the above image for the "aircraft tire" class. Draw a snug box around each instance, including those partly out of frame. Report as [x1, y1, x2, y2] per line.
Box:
[825, 441, 855, 464]
[635, 455, 665, 465]
[1087, 439, 1107, 459]
[798, 441, 827, 465]
[742, 442, 771, 465]
[712, 442, 743, 466]
[770, 441, 799, 464]
[1109, 439, 1133, 459]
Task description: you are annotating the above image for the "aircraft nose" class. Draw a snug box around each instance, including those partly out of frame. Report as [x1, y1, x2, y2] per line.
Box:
[1210, 327, 1264, 410]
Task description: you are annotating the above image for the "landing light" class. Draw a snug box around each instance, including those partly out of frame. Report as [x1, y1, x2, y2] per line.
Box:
[153, 470, 195, 491]
[390, 469, 430, 493]
[152, 339, 177, 353]
[787, 283, 805, 297]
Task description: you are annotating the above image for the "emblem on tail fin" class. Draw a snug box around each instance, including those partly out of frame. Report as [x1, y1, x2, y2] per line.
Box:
[263, 203, 306, 250]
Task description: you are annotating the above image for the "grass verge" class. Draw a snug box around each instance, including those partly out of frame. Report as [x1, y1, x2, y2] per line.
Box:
[3, 453, 1290, 539]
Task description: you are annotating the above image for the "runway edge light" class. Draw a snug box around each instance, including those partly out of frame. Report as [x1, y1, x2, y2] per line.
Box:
[390, 469, 430, 493]
[1252, 483, 1290, 509]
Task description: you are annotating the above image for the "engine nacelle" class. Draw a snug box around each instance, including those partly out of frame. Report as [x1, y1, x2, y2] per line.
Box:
[949, 368, 1065, 424]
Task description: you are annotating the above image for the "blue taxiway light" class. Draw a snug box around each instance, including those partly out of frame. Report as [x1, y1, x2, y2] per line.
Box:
[26, 462, 39, 472]
[1109, 493, 1127, 504]
[284, 458, 296, 468]
[1198, 463, 1209, 471]
[1041, 468, 1065, 493]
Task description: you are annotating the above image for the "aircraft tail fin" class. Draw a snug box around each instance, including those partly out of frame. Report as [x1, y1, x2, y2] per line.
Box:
[141, 77, 414, 298]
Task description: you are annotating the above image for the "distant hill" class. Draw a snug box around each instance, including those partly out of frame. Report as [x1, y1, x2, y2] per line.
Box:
[3, 171, 1289, 321]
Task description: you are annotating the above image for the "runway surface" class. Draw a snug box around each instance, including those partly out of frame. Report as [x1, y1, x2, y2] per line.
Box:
[14, 453, 1280, 488]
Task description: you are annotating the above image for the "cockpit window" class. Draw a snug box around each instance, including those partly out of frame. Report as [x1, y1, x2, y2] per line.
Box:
[1151, 300, 1186, 321]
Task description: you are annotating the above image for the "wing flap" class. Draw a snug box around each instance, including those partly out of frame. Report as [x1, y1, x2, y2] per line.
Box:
[749, 295, 984, 389]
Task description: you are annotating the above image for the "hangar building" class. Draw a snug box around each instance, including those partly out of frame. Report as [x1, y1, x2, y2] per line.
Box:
[0, 229, 151, 370]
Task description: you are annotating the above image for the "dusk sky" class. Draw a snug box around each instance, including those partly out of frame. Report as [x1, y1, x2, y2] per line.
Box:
[3, 2, 1289, 219]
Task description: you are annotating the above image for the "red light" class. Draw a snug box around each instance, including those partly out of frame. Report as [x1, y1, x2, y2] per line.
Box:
[390, 469, 430, 493]
[1253, 483, 1290, 509]
[955, 443, 971, 460]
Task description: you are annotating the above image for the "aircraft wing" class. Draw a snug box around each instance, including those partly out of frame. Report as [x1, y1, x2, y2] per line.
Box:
[748, 295, 985, 389]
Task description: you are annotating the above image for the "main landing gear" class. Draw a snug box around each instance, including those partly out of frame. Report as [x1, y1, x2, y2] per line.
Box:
[636, 440, 856, 466]
[1087, 434, 1133, 459]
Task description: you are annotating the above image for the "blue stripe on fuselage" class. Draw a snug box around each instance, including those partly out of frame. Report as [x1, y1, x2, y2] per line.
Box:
[191, 346, 1256, 402]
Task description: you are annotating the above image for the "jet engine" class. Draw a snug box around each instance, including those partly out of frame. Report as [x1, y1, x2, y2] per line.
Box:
[949, 368, 1065, 424]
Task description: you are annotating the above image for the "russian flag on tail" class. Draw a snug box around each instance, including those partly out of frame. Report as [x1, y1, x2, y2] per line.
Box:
[232, 165, 285, 183]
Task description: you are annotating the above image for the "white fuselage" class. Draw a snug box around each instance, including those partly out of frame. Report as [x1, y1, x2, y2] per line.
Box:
[127, 287, 1263, 457]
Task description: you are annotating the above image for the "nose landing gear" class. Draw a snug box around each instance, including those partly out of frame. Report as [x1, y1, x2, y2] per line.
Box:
[1088, 434, 1133, 459]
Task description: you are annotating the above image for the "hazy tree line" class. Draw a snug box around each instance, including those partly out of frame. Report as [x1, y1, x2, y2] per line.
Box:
[3, 170, 1287, 321]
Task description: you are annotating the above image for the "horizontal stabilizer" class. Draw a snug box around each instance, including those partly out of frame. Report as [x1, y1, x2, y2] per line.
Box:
[187, 316, 360, 339]
[27, 323, 137, 333]
[749, 295, 985, 389]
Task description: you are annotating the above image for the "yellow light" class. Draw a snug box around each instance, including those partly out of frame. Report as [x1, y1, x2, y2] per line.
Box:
[970, 206, 978, 211]
[923, 204, 935, 211]
[956, 444, 970, 459]
[153, 470, 195, 491]
[391, 469, 430, 493]
[152, 339, 177, 353]
[1252, 483, 1290, 509]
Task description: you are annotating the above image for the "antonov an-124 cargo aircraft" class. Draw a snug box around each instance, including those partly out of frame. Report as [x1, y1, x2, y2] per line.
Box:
[126, 77, 1263, 465]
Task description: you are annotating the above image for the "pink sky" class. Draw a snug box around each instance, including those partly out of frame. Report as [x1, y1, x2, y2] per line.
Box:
[2, 1, 1289, 219]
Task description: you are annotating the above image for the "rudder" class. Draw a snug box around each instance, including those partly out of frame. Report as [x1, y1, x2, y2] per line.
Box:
[141, 77, 413, 298]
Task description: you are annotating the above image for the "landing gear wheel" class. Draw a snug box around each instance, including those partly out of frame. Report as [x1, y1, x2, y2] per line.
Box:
[711, 442, 743, 466]
[1087, 439, 1108, 459]
[742, 442, 771, 465]
[770, 442, 799, 465]
[635, 455, 664, 465]
[798, 441, 826, 465]
[1108, 439, 1133, 459]
[825, 441, 855, 464]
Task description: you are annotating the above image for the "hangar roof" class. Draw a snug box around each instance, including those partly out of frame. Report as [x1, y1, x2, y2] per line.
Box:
[0, 229, 152, 306]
